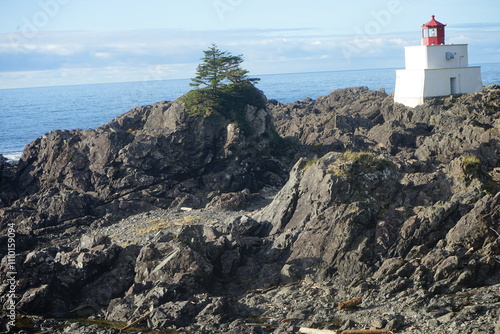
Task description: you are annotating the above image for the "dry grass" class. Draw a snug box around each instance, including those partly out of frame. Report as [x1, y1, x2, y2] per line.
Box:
[329, 150, 392, 177]
[135, 216, 205, 235]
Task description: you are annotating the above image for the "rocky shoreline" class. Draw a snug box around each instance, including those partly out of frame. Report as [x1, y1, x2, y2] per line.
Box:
[0, 85, 499, 333]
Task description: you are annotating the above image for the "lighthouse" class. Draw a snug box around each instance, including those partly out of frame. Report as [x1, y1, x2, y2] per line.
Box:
[394, 15, 482, 108]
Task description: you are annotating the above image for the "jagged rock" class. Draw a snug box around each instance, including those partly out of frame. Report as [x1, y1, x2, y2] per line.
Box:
[446, 192, 500, 251]
[253, 140, 498, 296]
[2, 234, 135, 317]
[1, 86, 499, 333]
[0, 155, 5, 180]
[2, 91, 289, 235]
[255, 151, 402, 285]
[0, 156, 18, 209]
[269, 87, 387, 155]
[270, 86, 500, 168]
[205, 188, 258, 211]
[133, 232, 213, 286]
[226, 215, 268, 238]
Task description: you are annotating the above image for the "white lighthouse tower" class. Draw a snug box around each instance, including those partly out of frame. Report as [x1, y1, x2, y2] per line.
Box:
[394, 15, 483, 108]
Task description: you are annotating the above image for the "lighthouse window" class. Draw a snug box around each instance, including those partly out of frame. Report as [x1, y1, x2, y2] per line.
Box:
[429, 28, 437, 37]
[423, 29, 429, 37]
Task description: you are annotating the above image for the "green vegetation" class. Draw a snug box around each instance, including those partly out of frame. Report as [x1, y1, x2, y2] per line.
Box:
[180, 44, 263, 132]
[190, 44, 259, 98]
[303, 158, 319, 170]
[181, 81, 266, 133]
[460, 155, 499, 195]
[461, 155, 482, 179]
[330, 150, 393, 177]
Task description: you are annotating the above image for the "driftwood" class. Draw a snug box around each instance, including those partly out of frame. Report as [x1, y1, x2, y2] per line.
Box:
[247, 281, 301, 294]
[337, 296, 362, 310]
[299, 328, 338, 333]
[342, 330, 395, 334]
[68, 304, 99, 314]
[300, 328, 395, 334]
[247, 286, 279, 294]
[120, 310, 152, 333]
[246, 322, 278, 327]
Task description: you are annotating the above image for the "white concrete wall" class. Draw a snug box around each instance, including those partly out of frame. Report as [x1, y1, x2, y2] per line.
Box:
[405, 46, 429, 70]
[405, 45, 469, 70]
[422, 67, 482, 97]
[426, 45, 469, 69]
[394, 67, 482, 108]
[394, 69, 425, 107]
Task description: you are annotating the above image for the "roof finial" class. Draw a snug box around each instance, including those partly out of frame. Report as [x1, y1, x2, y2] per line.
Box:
[431, 15, 435, 19]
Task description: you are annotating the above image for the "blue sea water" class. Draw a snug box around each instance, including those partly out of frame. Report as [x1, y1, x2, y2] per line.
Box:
[1, 64, 499, 160]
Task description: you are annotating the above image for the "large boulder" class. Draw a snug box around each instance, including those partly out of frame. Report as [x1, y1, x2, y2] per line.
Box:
[446, 192, 500, 252]
[0, 155, 18, 209]
[255, 151, 401, 285]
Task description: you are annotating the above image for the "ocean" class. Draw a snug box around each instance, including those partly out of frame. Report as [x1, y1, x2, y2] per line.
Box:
[1, 64, 499, 160]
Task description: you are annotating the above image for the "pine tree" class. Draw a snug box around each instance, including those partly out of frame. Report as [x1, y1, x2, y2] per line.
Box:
[190, 44, 259, 98]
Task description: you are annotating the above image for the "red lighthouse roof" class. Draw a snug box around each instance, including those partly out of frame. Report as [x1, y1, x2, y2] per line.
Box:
[422, 15, 446, 28]
[421, 15, 446, 45]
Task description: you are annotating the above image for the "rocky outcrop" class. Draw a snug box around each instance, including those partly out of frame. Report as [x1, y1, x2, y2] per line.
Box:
[0, 87, 290, 236]
[0, 156, 17, 209]
[0, 155, 5, 180]
[0, 86, 499, 333]
[269, 87, 388, 155]
[0, 155, 6, 208]
[255, 151, 498, 293]
[270, 85, 500, 166]
[0, 234, 139, 318]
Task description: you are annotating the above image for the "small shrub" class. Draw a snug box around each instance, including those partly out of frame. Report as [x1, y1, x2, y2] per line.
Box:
[330, 150, 393, 177]
[179, 82, 266, 135]
[460, 155, 500, 195]
[303, 158, 318, 170]
[180, 88, 220, 116]
[461, 155, 482, 178]
[136, 216, 205, 235]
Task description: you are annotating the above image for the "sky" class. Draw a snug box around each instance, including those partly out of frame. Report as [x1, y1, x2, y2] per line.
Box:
[1, 0, 499, 89]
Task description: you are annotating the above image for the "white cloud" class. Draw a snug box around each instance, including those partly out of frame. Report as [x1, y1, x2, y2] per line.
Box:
[0, 63, 197, 89]
[0, 26, 498, 88]
[93, 51, 112, 59]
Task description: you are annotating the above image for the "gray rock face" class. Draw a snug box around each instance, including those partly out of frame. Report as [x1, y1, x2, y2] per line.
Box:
[1, 234, 139, 318]
[446, 192, 500, 251]
[255, 148, 498, 293]
[1, 95, 289, 235]
[270, 85, 500, 166]
[0, 155, 5, 180]
[0, 155, 17, 209]
[0, 155, 6, 209]
[0, 86, 499, 333]
[255, 152, 400, 285]
[270, 87, 387, 152]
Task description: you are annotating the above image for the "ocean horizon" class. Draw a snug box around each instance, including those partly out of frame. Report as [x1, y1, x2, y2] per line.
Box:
[1, 63, 499, 160]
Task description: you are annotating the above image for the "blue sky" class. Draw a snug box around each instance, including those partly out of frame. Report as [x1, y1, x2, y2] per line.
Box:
[1, 0, 499, 88]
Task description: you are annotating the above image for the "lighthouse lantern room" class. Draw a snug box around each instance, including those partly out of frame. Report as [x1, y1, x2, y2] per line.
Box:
[394, 15, 482, 108]
[422, 15, 446, 45]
